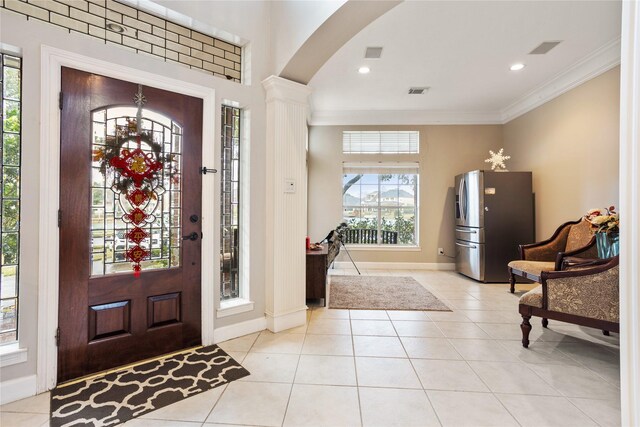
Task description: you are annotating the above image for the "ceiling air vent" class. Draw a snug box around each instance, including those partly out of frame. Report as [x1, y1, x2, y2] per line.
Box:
[529, 41, 562, 55]
[408, 87, 429, 95]
[364, 47, 383, 59]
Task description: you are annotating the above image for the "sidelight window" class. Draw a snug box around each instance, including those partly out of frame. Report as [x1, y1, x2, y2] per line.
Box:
[342, 163, 419, 246]
[220, 105, 241, 301]
[0, 53, 21, 344]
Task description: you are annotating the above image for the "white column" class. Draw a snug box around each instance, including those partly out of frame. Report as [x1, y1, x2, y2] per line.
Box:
[262, 76, 311, 332]
[620, 1, 640, 425]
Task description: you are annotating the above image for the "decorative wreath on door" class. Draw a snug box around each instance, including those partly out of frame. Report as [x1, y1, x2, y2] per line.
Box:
[93, 113, 177, 276]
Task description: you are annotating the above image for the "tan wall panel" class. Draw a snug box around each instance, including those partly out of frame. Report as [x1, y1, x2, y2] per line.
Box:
[309, 69, 621, 264]
[504, 67, 620, 240]
[308, 124, 503, 263]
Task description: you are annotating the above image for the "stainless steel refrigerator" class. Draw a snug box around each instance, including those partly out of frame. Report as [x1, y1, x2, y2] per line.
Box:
[455, 170, 534, 282]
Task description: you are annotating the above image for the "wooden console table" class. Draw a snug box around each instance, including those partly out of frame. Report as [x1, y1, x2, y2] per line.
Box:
[306, 244, 328, 305]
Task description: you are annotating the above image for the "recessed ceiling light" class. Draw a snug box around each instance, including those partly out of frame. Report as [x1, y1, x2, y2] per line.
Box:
[358, 66, 370, 74]
[510, 63, 526, 71]
[106, 22, 125, 33]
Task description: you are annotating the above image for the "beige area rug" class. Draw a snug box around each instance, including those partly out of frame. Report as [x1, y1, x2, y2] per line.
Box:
[329, 275, 451, 311]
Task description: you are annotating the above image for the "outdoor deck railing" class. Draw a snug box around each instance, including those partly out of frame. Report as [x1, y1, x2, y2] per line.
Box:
[343, 228, 398, 244]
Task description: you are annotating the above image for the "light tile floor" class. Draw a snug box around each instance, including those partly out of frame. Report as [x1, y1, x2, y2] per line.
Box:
[0, 270, 621, 426]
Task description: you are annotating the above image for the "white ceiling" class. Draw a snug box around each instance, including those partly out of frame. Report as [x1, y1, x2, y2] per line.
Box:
[308, 0, 622, 124]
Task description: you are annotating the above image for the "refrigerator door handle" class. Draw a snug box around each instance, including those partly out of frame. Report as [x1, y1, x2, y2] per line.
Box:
[456, 178, 462, 219]
[455, 228, 477, 233]
[459, 177, 466, 222]
[455, 241, 477, 249]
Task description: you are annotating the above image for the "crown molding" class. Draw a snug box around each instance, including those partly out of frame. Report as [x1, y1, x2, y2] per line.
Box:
[500, 37, 621, 123]
[309, 109, 503, 126]
[310, 37, 621, 127]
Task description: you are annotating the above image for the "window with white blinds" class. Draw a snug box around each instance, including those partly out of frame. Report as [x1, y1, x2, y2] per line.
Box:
[342, 131, 419, 154]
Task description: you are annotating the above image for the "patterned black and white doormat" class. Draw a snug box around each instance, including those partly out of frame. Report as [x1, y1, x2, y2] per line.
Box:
[50, 345, 250, 427]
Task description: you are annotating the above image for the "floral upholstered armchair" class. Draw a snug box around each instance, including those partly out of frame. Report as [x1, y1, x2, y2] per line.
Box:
[507, 218, 597, 293]
[518, 256, 619, 347]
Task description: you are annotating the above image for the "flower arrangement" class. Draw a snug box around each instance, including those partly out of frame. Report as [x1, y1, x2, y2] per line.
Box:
[584, 206, 619, 234]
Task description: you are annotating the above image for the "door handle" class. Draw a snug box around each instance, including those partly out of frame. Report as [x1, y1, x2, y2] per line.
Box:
[458, 178, 464, 221]
[455, 241, 477, 249]
[182, 232, 199, 241]
[455, 229, 477, 233]
[460, 178, 466, 222]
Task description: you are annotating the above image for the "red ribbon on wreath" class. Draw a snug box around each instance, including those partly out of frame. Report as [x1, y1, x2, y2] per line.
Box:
[110, 134, 163, 277]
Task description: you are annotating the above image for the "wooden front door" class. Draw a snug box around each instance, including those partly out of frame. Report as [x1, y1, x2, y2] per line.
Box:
[58, 67, 203, 382]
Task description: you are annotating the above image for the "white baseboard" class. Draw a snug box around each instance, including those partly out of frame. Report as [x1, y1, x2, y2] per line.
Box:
[333, 261, 456, 271]
[213, 316, 267, 344]
[265, 308, 307, 333]
[0, 375, 37, 405]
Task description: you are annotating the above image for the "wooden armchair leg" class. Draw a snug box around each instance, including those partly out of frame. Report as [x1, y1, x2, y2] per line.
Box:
[542, 318, 548, 328]
[521, 314, 532, 348]
[509, 272, 516, 294]
[603, 330, 610, 336]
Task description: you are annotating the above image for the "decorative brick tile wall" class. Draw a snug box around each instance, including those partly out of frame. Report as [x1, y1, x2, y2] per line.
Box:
[0, 0, 242, 82]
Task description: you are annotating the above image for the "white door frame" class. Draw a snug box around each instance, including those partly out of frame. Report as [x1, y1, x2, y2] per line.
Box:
[37, 46, 217, 393]
[620, 2, 640, 425]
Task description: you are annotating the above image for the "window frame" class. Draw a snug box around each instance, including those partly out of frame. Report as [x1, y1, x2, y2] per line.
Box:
[0, 52, 22, 347]
[342, 164, 420, 248]
[217, 104, 254, 317]
[219, 104, 241, 303]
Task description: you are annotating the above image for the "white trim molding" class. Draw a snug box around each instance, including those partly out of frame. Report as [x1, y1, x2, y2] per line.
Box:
[213, 316, 266, 344]
[263, 75, 313, 106]
[265, 308, 308, 333]
[333, 261, 455, 271]
[239, 108, 252, 304]
[619, 2, 640, 425]
[344, 245, 421, 252]
[310, 109, 503, 126]
[501, 38, 621, 123]
[0, 345, 28, 368]
[0, 375, 36, 405]
[217, 299, 255, 318]
[38, 46, 216, 393]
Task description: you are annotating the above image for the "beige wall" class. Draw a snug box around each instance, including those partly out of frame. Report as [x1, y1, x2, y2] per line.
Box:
[504, 67, 620, 240]
[309, 68, 621, 264]
[308, 125, 503, 263]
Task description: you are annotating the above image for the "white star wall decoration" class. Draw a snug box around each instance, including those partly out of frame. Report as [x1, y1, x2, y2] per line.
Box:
[485, 148, 511, 171]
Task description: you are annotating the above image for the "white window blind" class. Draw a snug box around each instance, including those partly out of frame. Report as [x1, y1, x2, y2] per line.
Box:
[343, 131, 419, 154]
